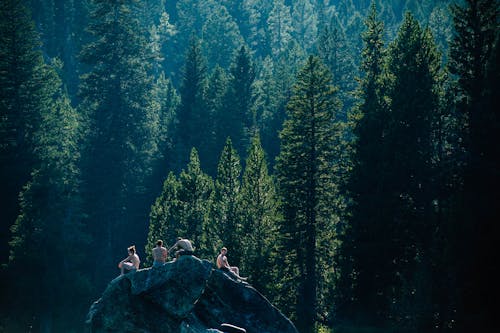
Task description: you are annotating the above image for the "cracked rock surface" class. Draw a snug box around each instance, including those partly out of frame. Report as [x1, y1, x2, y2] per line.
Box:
[86, 255, 298, 333]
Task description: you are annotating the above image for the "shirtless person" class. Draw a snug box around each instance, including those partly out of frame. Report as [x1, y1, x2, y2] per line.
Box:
[152, 240, 168, 267]
[217, 247, 246, 280]
[118, 245, 140, 275]
[168, 237, 194, 259]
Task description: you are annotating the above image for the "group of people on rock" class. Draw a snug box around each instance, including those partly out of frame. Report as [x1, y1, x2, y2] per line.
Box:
[117, 237, 246, 281]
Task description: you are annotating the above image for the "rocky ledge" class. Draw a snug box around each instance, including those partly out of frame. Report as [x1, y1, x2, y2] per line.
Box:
[86, 255, 298, 333]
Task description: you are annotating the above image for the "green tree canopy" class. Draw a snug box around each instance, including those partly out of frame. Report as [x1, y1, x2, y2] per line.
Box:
[276, 55, 341, 333]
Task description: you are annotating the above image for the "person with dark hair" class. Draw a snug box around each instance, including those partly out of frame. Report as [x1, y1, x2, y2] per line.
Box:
[168, 237, 194, 259]
[217, 247, 246, 281]
[152, 240, 168, 267]
[118, 245, 140, 275]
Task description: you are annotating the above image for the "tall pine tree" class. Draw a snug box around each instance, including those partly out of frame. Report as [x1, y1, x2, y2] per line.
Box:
[276, 55, 341, 333]
[217, 46, 256, 157]
[336, 2, 389, 326]
[79, 0, 160, 284]
[175, 37, 208, 170]
[448, 0, 499, 330]
[176, 148, 214, 258]
[0, 0, 45, 263]
[208, 138, 242, 261]
[8, 60, 87, 332]
[384, 14, 441, 329]
[239, 133, 280, 299]
[204, 66, 229, 175]
[315, 14, 357, 119]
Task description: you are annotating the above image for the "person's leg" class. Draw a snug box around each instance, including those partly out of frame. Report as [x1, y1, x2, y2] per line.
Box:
[121, 262, 135, 275]
[231, 266, 239, 276]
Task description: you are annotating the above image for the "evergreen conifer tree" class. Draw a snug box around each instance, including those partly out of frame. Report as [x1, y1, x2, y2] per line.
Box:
[275, 55, 341, 333]
[448, 0, 499, 330]
[204, 66, 229, 175]
[8, 60, 87, 332]
[375, 12, 441, 328]
[154, 72, 179, 158]
[315, 14, 357, 118]
[78, 0, 160, 283]
[146, 172, 180, 265]
[201, 4, 244, 69]
[241, 0, 273, 57]
[239, 133, 280, 298]
[267, 0, 293, 58]
[291, 0, 318, 52]
[208, 138, 242, 260]
[175, 37, 208, 169]
[336, 2, 389, 325]
[0, 0, 45, 260]
[176, 148, 214, 258]
[217, 46, 256, 157]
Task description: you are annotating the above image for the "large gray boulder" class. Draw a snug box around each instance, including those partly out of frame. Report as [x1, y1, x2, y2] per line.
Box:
[86, 255, 298, 333]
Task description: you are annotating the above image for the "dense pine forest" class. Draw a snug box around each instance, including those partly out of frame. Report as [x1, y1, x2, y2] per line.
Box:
[0, 0, 498, 332]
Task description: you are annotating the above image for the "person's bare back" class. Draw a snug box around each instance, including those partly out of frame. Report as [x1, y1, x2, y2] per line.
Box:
[152, 240, 168, 266]
[176, 238, 193, 252]
[168, 237, 194, 259]
[130, 253, 140, 269]
[153, 246, 167, 263]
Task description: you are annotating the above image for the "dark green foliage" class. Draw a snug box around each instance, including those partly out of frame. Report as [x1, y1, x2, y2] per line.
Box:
[149, 11, 177, 78]
[0, 0, 43, 262]
[448, 0, 499, 330]
[176, 149, 214, 258]
[204, 66, 229, 175]
[254, 56, 285, 166]
[0, 3, 90, 322]
[175, 37, 208, 169]
[241, 0, 274, 57]
[28, 0, 89, 95]
[154, 72, 179, 158]
[78, 0, 160, 283]
[146, 172, 180, 265]
[276, 55, 341, 333]
[315, 14, 357, 118]
[7, 57, 89, 331]
[208, 138, 242, 261]
[383, 13, 442, 329]
[291, 0, 318, 52]
[256, 44, 306, 167]
[338, 8, 444, 330]
[217, 46, 256, 157]
[2, 0, 494, 332]
[201, 4, 244, 69]
[335, 3, 388, 325]
[239, 133, 281, 299]
[267, 0, 293, 58]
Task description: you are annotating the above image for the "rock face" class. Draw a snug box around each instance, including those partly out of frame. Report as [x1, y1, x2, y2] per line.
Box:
[86, 255, 298, 333]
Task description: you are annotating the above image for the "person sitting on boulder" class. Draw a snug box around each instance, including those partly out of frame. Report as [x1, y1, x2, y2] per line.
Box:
[118, 245, 140, 275]
[217, 247, 246, 281]
[168, 237, 194, 259]
[152, 239, 168, 267]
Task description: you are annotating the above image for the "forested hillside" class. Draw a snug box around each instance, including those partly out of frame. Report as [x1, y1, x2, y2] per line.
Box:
[0, 0, 498, 332]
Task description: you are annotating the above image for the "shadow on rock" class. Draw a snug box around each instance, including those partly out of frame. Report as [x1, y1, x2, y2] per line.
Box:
[86, 255, 298, 333]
